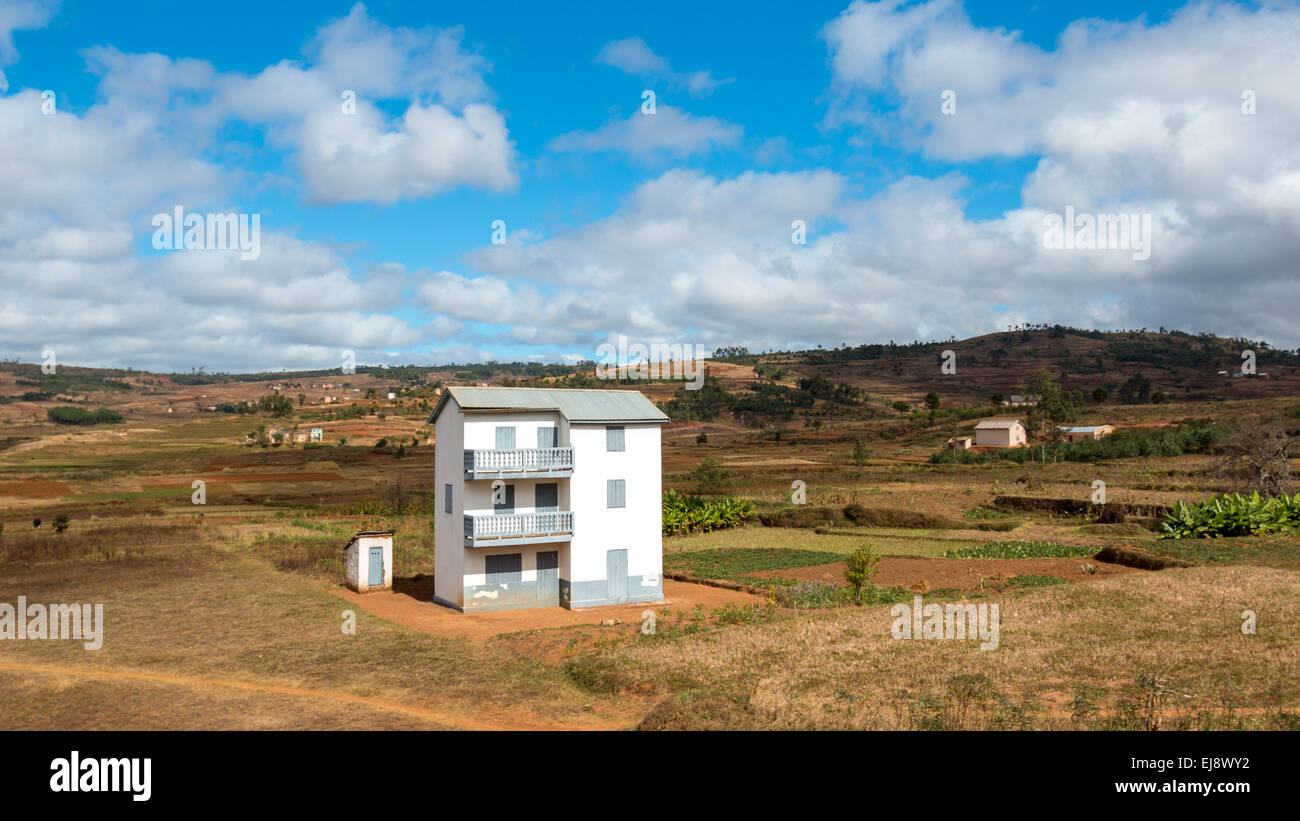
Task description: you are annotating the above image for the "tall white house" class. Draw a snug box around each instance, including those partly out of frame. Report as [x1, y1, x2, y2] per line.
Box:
[430, 386, 669, 612]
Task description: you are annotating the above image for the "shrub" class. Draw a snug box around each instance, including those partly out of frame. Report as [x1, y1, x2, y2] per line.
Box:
[844, 545, 881, 604]
[689, 457, 732, 495]
[52, 514, 69, 534]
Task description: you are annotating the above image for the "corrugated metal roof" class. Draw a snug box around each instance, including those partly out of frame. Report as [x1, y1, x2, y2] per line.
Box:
[1059, 425, 1108, 433]
[430, 386, 669, 424]
[974, 419, 1025, 429]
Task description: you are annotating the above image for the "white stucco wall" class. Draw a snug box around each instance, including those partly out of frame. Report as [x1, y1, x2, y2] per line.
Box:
[976, 423, 1026, 448]
[433, 398, 663, 610]
[567, 422, 662, 589]
[434, 403, 465, 608]
[461, 411, 567, 452]
[346, 534, 393, 592]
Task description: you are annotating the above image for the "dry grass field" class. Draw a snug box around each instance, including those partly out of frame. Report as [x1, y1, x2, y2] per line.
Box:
[2, 334, 1298, 730]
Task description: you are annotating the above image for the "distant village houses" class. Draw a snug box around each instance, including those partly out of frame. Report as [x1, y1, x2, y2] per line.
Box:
[1057, 425, 1115, 443]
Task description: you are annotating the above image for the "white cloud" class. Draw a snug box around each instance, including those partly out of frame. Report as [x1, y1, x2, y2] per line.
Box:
[549, 105, 741, 160]
[0, 0, 54, 91]
[596, 36, 732, 97]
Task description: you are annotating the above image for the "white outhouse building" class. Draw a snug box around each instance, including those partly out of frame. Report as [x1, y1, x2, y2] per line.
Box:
[345, 530, 394, 592]
[430, 387, 668, 612]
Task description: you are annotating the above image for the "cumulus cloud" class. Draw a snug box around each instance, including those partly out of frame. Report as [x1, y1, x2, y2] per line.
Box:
[0, 0, 54, 91]
[0, 6, 453, 370]
[811, 0, 1300, 346]
[549, 105, 741, 160]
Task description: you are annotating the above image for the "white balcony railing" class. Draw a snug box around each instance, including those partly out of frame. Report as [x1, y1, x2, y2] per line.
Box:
[464, 511, 574, 547]
[463, 447, 574, 477]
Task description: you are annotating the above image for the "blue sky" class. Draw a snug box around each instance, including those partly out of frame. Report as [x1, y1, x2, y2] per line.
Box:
[2, 0, 1297, 371]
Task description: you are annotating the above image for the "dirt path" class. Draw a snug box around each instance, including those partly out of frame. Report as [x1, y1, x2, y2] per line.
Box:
[334, 578, 761, 642]
[0, 659, 622, 731]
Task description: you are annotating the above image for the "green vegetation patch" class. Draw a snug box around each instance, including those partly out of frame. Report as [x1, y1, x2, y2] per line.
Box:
[662, 490, 755, 536]
[1159, 492, 1300, 539]
[46, 406, 123, 425]
[664, 547, 842, 583]
[944, 541, 1096, 559]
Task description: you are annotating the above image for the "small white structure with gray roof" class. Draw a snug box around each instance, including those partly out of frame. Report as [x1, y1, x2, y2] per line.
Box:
[429, 386, 669, 612]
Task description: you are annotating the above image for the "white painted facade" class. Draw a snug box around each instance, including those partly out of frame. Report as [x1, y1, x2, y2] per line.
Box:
[345, 531, 393, 592]
[974, 419, 1028, 448]
[432, 387, 667, 612]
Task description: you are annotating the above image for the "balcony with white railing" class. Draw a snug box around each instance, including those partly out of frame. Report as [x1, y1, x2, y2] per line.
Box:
[464, 511, 574, 547]
[463, 447, 574, 479]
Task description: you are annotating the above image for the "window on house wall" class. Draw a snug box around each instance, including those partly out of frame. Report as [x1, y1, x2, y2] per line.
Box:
[485, 554, 522, 585]
[606, 425, 625, 451]
[494, 484, 515, 514]
[495, 426, 516, 450]
[537, 426, 558, 449]
[444, 483, 452, 514]
[607, 478, 626, 508]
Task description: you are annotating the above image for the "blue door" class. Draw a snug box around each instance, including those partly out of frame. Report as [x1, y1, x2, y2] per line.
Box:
[535, 483, 558, 513]
[606, 549, 628, 603]
[368, 547, 383, 587]
[537, 551, 559, 602]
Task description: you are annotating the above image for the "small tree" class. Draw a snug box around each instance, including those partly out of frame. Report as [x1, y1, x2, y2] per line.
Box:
[1092, 387, 1109, 404]
[690, 457, 732, 495]
[924, 392, 941, 412]
[852, 438, 871, 465]
[844, 544, 881, 605]
[53, 514, 69, 534]
[1214, 418, 1293, 497]
[695, 432, 708, 445]
[990, 392, 1005, 406]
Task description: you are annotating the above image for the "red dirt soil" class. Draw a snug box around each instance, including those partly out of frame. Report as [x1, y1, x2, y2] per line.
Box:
[332, 578, 761, 642]
[0, 481, 71, 498]
[750, 555, 1141, 591]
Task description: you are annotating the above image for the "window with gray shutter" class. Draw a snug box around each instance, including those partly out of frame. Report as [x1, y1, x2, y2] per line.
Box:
[485, 554, 522, 585]
[537, 426, 558, 449]
[444, 483, 452, 514]
[494, 483, 515, 514]
[606, 425, 625, 451]
[607, 478, 626, 508]
[495, 426, 516, 450]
